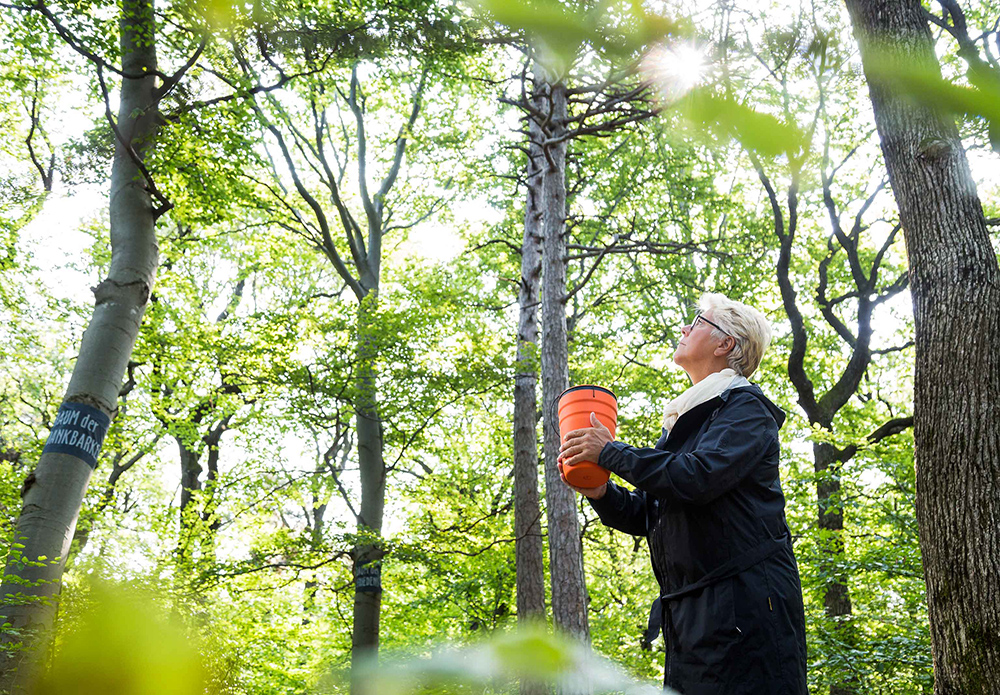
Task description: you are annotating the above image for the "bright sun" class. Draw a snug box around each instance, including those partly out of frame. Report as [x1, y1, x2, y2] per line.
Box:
[641, 41, 707, 104]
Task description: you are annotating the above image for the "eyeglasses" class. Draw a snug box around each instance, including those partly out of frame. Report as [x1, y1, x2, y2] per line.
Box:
[689, 312, 733, 337]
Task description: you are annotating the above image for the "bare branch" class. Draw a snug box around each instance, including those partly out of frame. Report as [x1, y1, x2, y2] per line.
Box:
[837, 416, 914, 463]
[263, 120, 364, 299]
[309, 97, 367, 274]
[564, 236, 615, 302]
[154, 34, 208, 101]
[171, 53, 335, 116]
[872, 340, 914, 355]
[25, 84, 55, 191]
[750, 151, 820, 420]
[384, 195, 448, 234]
[470, 238, 522, 256]
[379, 66, 428, 204]
[870, 222, 903, 280]
[345, 65, 379, 243]
[873, 270, 910, 305]
[96, 65, 173, 219]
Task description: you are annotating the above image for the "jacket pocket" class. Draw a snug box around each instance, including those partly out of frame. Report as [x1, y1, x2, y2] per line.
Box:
[667, 577, 740, 659]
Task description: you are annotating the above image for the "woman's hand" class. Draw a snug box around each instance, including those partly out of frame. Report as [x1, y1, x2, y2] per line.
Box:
[558, 412, 613, 467]
[558, 462, 608, 499]
[557, 412, 613, 500]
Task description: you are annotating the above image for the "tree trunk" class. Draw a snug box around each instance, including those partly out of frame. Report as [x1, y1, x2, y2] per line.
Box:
[843, 0, 1000, 690]
[178, 439, 202, 527]
[0, 1, 159, 688]
[303, 498, 326, 625]
[538, 76, 590, 643]
[351, 291, 386, 693]
[814, 441, 858, 695]
[175, 438, 202, 571]
[513, 97, 547, 629]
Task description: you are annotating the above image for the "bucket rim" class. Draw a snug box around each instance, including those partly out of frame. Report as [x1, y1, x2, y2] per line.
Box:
[558, 384, 617, 402]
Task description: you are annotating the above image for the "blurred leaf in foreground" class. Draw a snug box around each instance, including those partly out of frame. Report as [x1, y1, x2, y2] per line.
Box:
[473, 0, 804, 158]
[337, 625, 666, 695]
[864, 49, 1000, 137]
[30, 583, 211, 695]
[474, 0, 686, 72]
[678, 90, 807, 158]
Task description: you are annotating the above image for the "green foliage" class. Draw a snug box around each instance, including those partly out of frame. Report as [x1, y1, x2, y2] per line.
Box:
[476, 0, 804, 154]
[476, 0, 686, 66]
[863, 46, 1000, 137]
[32, 584, 214, 695]
[1, 0, 966, 691]
[37, 580, 665, 695]
[679, 90, 805, 157]
[346, 625, 664, 694]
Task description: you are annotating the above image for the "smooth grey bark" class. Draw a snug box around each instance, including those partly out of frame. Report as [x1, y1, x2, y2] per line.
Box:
[351, 291, 386, 683]
[538, 76, 590, 643]
[0, 0, 160, 688]
[251, 64, 426, 695]
[513, 105, 546, 628]
[843, 0, 1000, 690]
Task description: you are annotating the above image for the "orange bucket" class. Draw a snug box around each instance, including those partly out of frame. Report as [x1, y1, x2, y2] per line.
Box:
[558, 385, 617, 488]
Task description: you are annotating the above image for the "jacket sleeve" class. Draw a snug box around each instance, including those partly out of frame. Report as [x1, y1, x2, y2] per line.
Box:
[597, 392, 776, 506]
[587, 480, 650, 537]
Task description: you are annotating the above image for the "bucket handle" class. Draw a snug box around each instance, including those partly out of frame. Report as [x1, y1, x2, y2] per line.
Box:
[551, 385, 616, 437]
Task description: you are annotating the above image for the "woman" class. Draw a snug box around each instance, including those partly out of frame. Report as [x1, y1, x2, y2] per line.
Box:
[558, 293, 808, 695]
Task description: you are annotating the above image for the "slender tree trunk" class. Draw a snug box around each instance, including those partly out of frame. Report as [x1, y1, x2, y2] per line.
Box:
[814, 441, 858, 695]
[351, 291, 386, 692]
[538, 77, 590, 643]
[513, 100, 547, 631]
[303, 503, 326, 624]
[0, 1, 159, 688]
[843, 0, 1000, 690]
[178, 440, 201, 526]
[175, 438, 202, 571]
[202, 426, 224, 532]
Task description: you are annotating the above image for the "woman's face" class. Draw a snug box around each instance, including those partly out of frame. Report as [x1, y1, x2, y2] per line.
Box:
[673, 309, 727, 370]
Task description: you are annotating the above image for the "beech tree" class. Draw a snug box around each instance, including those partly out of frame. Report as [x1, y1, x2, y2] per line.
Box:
[0, 0, 350, 683]
[0, 0, 165, 686]
[4, 0, 993, 690]
[247, 62, 427, 680]
[232, 6, 485, 681]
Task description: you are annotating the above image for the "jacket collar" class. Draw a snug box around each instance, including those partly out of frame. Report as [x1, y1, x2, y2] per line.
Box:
[664, 394, 726, 445]
[663, 380, 785, 445]
[662, 378, 754, 445]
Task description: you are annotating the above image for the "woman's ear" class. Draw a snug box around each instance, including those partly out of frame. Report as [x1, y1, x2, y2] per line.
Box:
[715, 336, 735, 357]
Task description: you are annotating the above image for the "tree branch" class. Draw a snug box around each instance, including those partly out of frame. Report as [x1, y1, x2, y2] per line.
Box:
[96, 65, 173, 219]
[837, 416, 914, 463]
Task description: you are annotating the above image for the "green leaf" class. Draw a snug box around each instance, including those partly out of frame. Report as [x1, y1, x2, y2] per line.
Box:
[679, 90, 806, 157]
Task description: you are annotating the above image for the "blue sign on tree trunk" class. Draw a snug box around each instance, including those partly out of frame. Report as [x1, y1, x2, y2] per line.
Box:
[42, 402, 111, 469]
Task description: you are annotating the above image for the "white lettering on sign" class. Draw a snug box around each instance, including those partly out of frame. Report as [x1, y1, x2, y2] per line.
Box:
[43, 403, 111, 470]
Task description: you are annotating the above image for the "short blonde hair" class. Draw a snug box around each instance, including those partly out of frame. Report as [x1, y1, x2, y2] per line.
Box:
[699, 293, 772, 377]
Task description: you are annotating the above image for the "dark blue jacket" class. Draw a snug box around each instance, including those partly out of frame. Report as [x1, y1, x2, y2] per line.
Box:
[590, 383, 808, 695]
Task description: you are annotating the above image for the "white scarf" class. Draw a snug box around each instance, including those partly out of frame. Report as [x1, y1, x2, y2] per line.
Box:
[662, 369, 746, 433]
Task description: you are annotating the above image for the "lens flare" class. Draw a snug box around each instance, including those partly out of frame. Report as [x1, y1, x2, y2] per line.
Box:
[641, 41, 707, 105]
